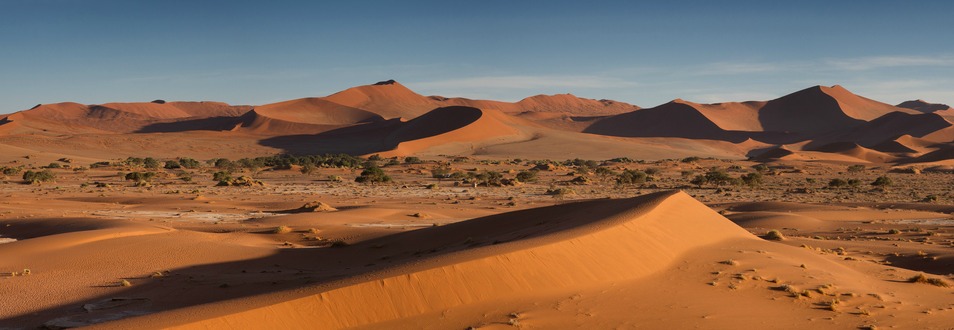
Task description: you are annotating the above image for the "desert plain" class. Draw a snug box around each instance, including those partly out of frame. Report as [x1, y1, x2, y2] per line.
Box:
[0, 81, 953, 329]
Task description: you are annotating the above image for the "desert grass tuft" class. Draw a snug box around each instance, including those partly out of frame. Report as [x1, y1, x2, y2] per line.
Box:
[273, 225, 292, 234]
[908, 273, 950, 287]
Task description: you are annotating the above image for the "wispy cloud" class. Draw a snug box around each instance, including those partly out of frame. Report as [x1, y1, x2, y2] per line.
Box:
[693, 62, 788, 75]
[825, 55, 954, 71]
[410, 75, 638, 90]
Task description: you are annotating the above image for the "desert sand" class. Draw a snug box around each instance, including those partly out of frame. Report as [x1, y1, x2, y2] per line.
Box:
[1, 81, 953, 329]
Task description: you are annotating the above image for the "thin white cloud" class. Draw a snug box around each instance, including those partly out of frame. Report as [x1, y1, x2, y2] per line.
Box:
[410, 75, 638, 90]
[694, 62, 787, 75]
[824, 55, 954, 71]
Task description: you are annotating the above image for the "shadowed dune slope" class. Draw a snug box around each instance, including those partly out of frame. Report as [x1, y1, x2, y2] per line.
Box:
[897, 99, 952, 113]
[103, 191, 757, 329]
[2, 101, 253, 134]
[671, 99, 765, 131]
[380, 106, 528, 156]
[254, 98, 384, 126]
[808, 111, 952, 150]
[759, 85, 916, 134]
[584, 101, 748, 142]
[807, 142, 896, 163]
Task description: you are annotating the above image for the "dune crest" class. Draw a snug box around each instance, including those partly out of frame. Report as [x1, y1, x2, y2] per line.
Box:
[108, 191, 756, 329]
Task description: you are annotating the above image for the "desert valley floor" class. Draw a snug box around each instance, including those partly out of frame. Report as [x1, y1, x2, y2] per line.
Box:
[0, 158, 953, 329]
[1, 81, 953, 329]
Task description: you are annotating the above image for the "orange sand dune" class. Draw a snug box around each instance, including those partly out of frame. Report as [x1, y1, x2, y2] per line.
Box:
[323, 80, 438, 119]
[807, 142, 896, 163]
[512, 93, 638, 115]
[584, 100, 750, 142]
[234, 98, 387, 135]
[380, 106, 530, 157]
[324, 80, 639, 121]
[101, 191, 758, 329]
[94, 190, 954, 329]
[808, 111, 952, 150]
[254, 98, 384, 126]
[671, 99, 765, 131]
[2, 101, 253, 134]
[897, 99, 952, 113]
[759, 85, 915, 134]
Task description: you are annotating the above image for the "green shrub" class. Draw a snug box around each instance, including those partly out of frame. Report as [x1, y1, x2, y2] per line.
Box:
[0, 166, 22, 176]
[871, 176, 892, 187]
[355, 167, 391, 183]
[741, 172, 763, 187]
[515, 170, 538, 183]
[431, 165, 452, 181]
[404, 156, 423, 164]
[474, 171, 503, 186]
[164, 160, 182, 169]
[178, 158, 201, 169]
[616, 169, 648, 185]
[828, 178, 847, 187]
[681, 156, 701, 163]
[143, 157, 160, 169]
[212, 171, 232, 182]
[847, 164, 865, 173]
[764, 230, 785, 240]
[300, 164, 317, 175]
[22, 170, 56, 184]
[124, 171, 157, 182]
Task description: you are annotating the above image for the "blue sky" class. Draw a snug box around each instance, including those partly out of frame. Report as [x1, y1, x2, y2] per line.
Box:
[1, 0, 952, 113]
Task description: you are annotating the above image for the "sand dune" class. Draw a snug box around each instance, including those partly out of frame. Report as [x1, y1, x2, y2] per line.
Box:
[323, 80, 438, 119]
[897, 99, 952, 113]
[100, 191, 758, 329]
[808, 111, 952, 150]
[380, 106, 530, 157]
[584, 100, 750, 142]
[84, 190, 954, 329]
[1, 82, 952, 164]
[807, 142, 896, 163]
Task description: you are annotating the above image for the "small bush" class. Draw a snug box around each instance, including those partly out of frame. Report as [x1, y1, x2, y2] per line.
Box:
[544, 187, 576, 197]
[164, 160, 182, 169]
[178, 158, 201, 169]
[847, 164, 865, 173]
[273, 226, 292, 234]
[871, 176, 892, 187]
[908, 273, 950, 287]
[0, 166, 22, 175]
[515, 170, 538, 183]
[300, 164, 317, 175]
[22, 170, 56, 184]
[828, 178, 847, 187]
[764, 230, 785, 241]
[143, 157, 160, 169]
[741, 172, 763, 187]
[212, 171, 232, 182]
[355, 166, 391, 184]
[681, 156, 701, 163]
[404, 156, 423, 164]
[616, 169, 648, 185]
[124, 171, 157, 182]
